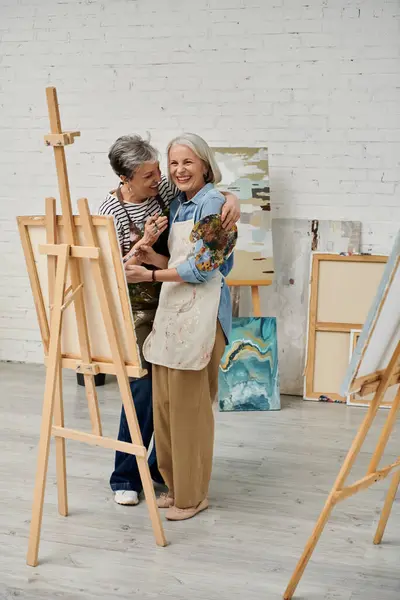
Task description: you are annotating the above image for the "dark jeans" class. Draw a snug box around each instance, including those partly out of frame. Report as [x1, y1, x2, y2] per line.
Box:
[110, 374, 163, 492]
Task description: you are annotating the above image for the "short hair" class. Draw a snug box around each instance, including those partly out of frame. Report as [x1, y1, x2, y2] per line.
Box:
[166, 133, 222, 185]
[108, 135, 159, 179]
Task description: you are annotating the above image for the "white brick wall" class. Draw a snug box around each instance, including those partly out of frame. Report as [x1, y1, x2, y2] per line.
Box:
[1, 0, 399, 363]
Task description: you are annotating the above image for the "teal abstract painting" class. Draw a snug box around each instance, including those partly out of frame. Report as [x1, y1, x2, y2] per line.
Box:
[219, 317, 280, 411]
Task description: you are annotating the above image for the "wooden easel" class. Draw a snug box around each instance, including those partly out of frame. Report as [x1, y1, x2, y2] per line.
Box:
[19, 87, 166, 567]
[284, 346, 400, 595]
[227, 279, 273, 317]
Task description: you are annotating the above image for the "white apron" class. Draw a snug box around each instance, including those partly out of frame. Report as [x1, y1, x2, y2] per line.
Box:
[143, 211, 222, 370]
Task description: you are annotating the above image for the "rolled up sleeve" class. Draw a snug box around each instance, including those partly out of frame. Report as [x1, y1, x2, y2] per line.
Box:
[176, 240, 216, 283]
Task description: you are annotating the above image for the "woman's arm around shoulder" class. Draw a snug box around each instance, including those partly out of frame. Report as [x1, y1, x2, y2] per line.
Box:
[196, 189, 226, 222]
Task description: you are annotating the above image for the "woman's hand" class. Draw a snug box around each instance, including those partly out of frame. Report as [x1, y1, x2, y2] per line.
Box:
[136, 245, 158, 265]
[142, 214, 168, 245]
[136, 245, 169, 269]
[125, 264, 152, 284]
[123, 248, 142, 267]
[123, 216, 168, 266]
[221, 192, 240, 230]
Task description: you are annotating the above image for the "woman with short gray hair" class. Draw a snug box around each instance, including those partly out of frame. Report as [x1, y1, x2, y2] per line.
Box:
[99, 134, 240, 507]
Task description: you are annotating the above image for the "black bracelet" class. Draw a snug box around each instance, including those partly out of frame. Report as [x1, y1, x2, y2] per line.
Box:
[152, 270, 156, 282]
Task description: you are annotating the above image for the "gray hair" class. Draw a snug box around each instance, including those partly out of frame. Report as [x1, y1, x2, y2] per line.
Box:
[108, 134, 159, 180]
[167, 133, 222, 185]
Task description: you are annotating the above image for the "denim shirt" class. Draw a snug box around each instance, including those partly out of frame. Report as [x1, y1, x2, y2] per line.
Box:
[169, 183, 234, 343]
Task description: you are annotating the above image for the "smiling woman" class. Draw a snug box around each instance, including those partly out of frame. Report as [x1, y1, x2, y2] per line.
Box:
[98, 134, 241, 509]
[126, 133, 238, 522]
[168, 133, 222, 199]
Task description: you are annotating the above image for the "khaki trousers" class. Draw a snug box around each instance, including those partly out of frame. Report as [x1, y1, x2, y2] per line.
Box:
[152, 323, 226, 509]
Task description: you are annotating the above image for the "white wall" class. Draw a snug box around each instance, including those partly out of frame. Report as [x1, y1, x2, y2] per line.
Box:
[1, 0, 399, 363]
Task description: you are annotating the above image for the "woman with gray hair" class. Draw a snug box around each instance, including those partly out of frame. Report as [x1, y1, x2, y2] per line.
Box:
[125, 133, 237, 521]
[99, 134, 239, 506]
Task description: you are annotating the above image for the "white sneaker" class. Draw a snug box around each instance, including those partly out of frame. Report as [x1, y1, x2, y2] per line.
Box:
[114, 490, 139, 505]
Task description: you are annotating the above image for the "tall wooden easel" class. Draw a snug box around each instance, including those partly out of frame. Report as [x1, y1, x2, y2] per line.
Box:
[284, 238, 400, 599]
[227, 279, 273, 317]
[19, 88, 166, 567]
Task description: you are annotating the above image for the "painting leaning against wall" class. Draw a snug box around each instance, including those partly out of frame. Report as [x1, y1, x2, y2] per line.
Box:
[212, 147, 272, 283]
[219, 317, 280, 412]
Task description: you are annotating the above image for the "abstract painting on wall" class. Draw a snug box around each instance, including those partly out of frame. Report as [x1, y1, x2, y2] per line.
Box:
[213, 147, 272, 282]
[219, 317, 280, 411]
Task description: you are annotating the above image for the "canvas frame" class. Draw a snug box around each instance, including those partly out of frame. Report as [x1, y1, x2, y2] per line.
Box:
[17, 214, 145, 378]
[304, 253, 387, 401]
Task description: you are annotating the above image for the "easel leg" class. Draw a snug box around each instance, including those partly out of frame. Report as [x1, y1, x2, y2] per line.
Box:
[137, 456, 167, 546]
[27, 246, 69, 567]
[374, 469, 400, 545]
[368, 385, 400, 474]
[78, 198, 167, 547]
[368, 387, 400, 544]
[114, 365, 166, 546]
[110, 355, 166, 545]
[45, 197, 68, 516]
[284, 494, 336, 599]
[284, 345, 400, 598]
[83, 374, 102, 436]
[231, 287, 240, 317]
[284, 396, 386, 598]
[53, 360, 68, 516]
[251, 285, 261, 317]
[284, 437, 367, 600]
[46, 91, 102, 438]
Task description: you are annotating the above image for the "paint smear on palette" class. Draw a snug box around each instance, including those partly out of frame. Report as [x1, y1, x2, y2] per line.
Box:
[219, 317, 280, 411]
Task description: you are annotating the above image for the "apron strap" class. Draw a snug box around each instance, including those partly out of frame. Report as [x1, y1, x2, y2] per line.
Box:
[116, 184, 133, 223]
[172, 200, 183, 224]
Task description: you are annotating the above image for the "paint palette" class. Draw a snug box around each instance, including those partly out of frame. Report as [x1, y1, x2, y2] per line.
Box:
[190, 214, 237, 272]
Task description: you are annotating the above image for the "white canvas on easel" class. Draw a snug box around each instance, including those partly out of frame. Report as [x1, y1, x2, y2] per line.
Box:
[19, 214, 144, 376]
[284, 230, 400, 600]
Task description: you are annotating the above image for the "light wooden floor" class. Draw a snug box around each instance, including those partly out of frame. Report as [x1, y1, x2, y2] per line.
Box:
[1, 362, 399, 600]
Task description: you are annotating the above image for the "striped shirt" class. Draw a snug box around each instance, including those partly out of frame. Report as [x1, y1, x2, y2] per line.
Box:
[98, 175, 178, 255]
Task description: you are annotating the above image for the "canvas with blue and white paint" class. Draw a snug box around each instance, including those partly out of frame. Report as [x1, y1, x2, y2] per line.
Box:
[219, 317, 280, 411]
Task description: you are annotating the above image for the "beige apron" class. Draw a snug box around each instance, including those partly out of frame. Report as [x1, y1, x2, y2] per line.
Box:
[143, 210, 222, 370]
